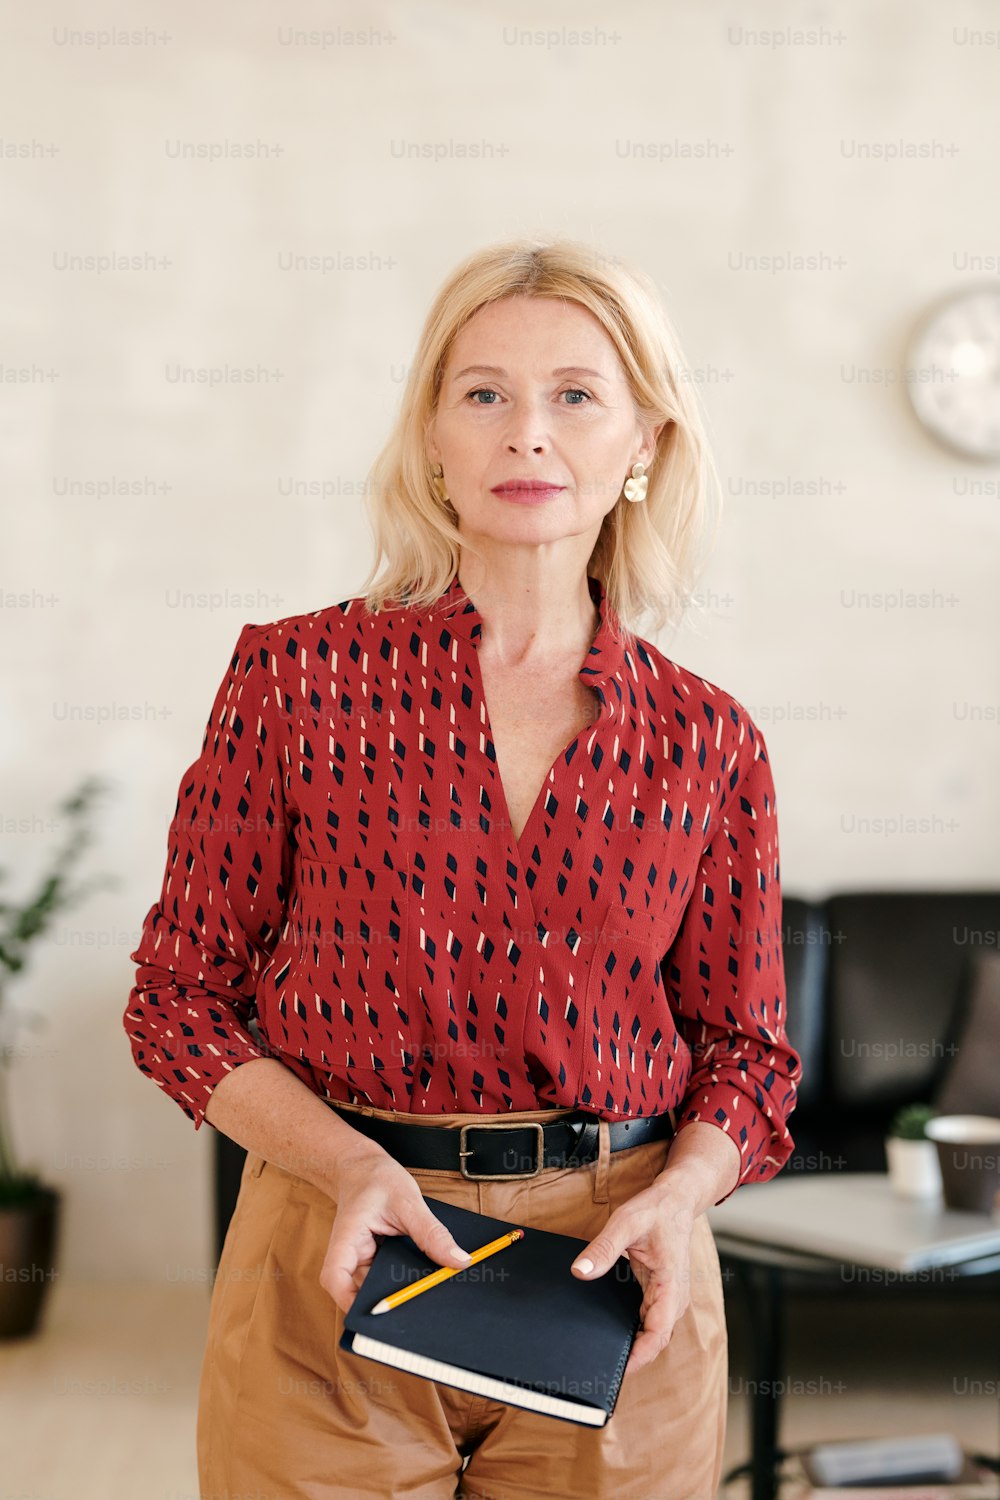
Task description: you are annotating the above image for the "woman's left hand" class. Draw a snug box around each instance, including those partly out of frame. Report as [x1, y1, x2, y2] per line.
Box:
[570, 1182, 696, 1377]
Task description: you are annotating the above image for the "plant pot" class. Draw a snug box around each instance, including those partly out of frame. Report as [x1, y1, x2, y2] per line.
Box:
[884, 1135, 942, 1200]
[0, 1185, 62, 1339]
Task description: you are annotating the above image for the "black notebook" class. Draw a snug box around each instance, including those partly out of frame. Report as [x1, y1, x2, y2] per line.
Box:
[339, 1195, 644, 1428]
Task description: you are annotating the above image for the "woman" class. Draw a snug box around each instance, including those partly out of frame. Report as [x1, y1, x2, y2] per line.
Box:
[125, 239, 800, 1500]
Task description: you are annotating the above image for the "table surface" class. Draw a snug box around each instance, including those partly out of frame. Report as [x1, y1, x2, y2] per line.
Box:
[707, 1172, 1000, 1272]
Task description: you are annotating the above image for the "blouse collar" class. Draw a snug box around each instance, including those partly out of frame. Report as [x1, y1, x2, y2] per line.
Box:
[430, 571, 632, 728]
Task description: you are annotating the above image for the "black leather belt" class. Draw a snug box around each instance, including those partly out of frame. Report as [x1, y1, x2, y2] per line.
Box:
[325, 1104, 675, 1180]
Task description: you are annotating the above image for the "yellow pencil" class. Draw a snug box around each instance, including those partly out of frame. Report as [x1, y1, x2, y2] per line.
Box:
[370, 1229, 524, 1314]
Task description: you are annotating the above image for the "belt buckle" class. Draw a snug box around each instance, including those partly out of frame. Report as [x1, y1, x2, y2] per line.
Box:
[458, 1121, 546, 1180]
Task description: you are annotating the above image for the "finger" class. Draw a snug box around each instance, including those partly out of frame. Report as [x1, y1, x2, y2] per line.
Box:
[625, 1289, 688, 1373]
[625, 1326, 671, 1375]
[401, 1204, 473, 1270]
[321, 1218, 376, 1313]
[570, 1227, 624, 1278]
[626, 1292, 683, 1370]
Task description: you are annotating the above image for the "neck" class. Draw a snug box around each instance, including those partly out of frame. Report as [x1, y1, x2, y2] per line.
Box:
[455, 551, 600, 669]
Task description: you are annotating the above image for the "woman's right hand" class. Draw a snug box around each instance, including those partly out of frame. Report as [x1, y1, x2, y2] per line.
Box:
[320, 1149, 473, 1315]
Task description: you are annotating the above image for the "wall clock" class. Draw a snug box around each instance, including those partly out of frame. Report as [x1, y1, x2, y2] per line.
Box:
[905, 285, 1000, 460]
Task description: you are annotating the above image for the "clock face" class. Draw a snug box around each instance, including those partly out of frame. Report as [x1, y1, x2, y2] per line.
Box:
[906, 286, 1000, 460]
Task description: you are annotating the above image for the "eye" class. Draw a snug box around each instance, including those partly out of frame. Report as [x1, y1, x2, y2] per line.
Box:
[463, 386, 593, 406]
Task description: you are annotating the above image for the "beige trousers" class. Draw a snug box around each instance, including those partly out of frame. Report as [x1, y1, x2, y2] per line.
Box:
[197, 1102, 728, 1500]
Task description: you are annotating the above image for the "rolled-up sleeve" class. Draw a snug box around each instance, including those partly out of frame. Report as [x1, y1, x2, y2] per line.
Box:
[124, 622, 290, 1131]
[663, 716, 799, 1204]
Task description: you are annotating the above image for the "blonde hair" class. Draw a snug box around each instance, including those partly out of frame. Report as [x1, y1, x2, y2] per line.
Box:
[360, 238, 722, 648]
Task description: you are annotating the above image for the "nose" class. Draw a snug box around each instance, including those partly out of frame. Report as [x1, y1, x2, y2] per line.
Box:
[501, 399, 549, 454]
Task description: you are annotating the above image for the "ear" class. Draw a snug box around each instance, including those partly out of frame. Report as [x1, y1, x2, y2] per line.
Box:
[425, 415, 440, 469]
[634, 418, 667, 469]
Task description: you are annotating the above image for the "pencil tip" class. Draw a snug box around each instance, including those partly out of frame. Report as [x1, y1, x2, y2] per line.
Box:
[371, 1299, 388, 1314]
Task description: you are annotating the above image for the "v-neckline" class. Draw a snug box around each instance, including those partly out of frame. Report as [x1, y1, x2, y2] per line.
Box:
[473, 655, 602, 873]
[429, 569, 630, 888]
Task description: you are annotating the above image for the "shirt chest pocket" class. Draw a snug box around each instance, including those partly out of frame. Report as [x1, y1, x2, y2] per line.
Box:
[291, 858, 416, 1088]
[578, 904, 678, 1117]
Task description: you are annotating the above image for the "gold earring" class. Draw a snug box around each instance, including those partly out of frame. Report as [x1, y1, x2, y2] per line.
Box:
[432, 463, 450, 503]
[623, 462, 648, 503]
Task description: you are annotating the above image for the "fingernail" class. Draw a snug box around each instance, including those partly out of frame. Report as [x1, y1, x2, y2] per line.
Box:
[573, 1257, 594, 1275]
[455, 1246, 472, 1261]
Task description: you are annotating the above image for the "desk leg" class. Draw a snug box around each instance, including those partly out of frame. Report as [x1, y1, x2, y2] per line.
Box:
[737, 1260, 785, 1500]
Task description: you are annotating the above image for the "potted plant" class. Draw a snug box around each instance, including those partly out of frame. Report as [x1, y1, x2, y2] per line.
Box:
[885, 1102, 942, 1200]
[0, 776, 117, 1338]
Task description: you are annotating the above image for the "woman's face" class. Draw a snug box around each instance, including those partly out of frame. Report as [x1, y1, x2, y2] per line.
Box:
[426, 295, 659, 548]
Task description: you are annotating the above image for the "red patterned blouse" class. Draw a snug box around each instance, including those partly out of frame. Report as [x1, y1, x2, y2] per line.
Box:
[124, 572, 799, 1202]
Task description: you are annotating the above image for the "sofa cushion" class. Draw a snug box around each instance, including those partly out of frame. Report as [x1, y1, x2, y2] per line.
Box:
[932, 949, 1000, 1118]
[826, 892, 1000, 1107]
[780, 896, 828, 1111]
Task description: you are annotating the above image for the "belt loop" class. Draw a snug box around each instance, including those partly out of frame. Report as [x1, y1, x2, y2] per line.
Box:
[592, 1120, 611, 1204]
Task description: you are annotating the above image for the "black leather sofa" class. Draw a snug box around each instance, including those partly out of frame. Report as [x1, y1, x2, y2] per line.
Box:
[780, 889, 1000, 1176]
[212, 888, 1000, 1279]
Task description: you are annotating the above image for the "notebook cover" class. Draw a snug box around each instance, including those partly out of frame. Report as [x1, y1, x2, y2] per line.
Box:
[339, 1195, 644, 1425]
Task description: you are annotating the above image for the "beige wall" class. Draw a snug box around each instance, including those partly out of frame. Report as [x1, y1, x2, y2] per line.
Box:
[4, 0, 998, 1280]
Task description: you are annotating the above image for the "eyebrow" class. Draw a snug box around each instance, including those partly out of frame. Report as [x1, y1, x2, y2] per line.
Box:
[450, 364, 611, 383]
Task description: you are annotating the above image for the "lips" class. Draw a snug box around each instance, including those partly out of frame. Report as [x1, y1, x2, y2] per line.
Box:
[490, 481, 565, 495]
